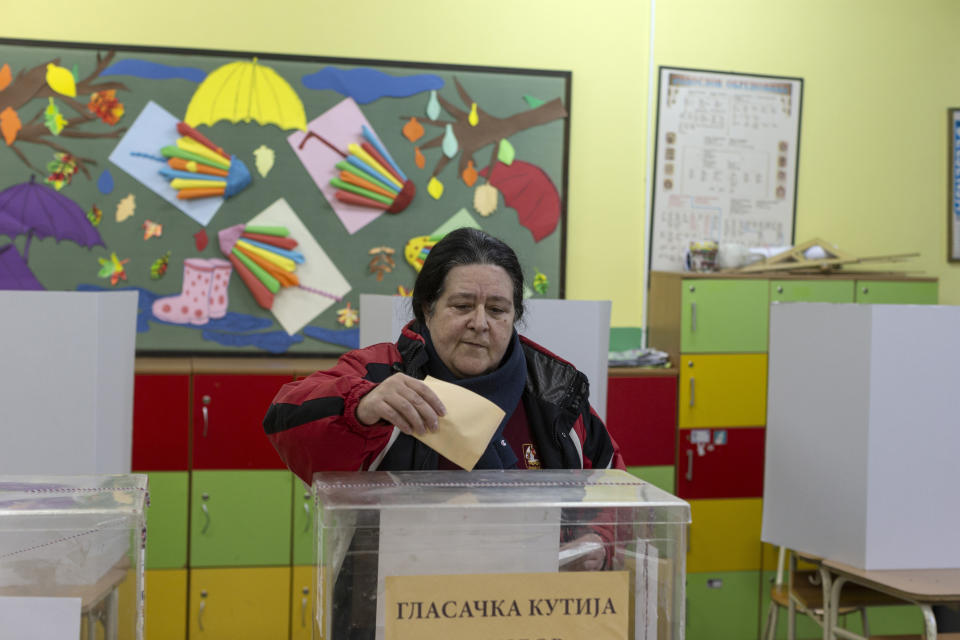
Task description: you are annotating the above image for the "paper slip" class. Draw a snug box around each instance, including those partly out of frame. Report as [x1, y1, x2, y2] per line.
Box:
[413, 376, 506, 470]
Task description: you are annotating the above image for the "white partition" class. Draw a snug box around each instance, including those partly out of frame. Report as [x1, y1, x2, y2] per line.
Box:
[360, 294, 611, 420]
[0, 291, 138, 474]
[762, 303, 960, 570]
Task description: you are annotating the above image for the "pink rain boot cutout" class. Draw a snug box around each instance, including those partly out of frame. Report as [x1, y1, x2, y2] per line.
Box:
[206, 258, 233, 319]
[152, 258, 214, 325]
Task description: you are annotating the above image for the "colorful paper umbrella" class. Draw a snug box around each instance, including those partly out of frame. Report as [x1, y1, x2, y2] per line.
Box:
[218, 223, 304, 310]
[159, 122, 251, 200]
[0, 175, 105, 261]
[185, 58, 307, 131]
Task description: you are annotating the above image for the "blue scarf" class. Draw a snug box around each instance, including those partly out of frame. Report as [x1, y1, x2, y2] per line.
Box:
[422, 327, 527, 469]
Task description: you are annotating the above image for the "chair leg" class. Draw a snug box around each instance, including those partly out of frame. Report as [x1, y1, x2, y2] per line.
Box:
[763, 601, 779, 640]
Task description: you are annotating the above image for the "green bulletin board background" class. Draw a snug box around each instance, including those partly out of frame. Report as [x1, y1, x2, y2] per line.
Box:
[0, 38, 570, 355]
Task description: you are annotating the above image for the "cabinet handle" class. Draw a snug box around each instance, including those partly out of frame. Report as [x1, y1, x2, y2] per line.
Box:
[303, 499, 311, 533]
[201, 493, 211, 534]
[689, 377, 695, 408]
[690, 301, 697, 332]
[201, 395, 211, 437]
[862, 286, 869, 294]
[777, 285, 784, 294]
[686, 449, 693, 482]
[198, 590, 207, 631]
[301, 586, 309, 627]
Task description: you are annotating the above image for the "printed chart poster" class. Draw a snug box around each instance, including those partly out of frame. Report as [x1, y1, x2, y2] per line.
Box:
[649, 68, 803, 272]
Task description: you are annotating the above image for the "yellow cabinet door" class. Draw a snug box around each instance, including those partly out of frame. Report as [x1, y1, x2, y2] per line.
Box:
[145, 569, 187, 640]
[686, 498, 763, 572]
[189, 567, 290, 640]
[678, 354, 767, 428]
[291, 565, 319, 640]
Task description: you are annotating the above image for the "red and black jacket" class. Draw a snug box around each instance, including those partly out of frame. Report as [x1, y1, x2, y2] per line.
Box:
[263, 321, 624, 484]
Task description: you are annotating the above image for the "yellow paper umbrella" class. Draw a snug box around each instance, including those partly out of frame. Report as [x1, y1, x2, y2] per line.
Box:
[185, 58, 307, 131]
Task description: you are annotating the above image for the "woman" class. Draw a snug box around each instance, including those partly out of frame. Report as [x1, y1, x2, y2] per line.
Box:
[263, 227, 624, 478]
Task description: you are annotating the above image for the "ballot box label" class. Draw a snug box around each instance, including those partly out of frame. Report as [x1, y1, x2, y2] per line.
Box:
[385, 570, 630, 640]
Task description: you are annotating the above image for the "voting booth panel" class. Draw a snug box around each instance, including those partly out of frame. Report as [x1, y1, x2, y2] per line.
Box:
[313, 469, 690, 640]
[0, 474, 148, 639]
[359, 294, 612, 421]
[762, 303, 960, 570]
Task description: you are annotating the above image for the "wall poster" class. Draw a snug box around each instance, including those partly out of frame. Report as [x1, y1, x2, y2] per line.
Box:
[0, 38, 571, 355]
[648, 67, 802, 272]
[949, 108, 960, 262]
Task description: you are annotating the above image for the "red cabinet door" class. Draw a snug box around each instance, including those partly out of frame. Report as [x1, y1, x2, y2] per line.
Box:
[677, 427, 764, 499]
[133, 374, 190, 471]
[606, 375, 677, 466]
[193, 374, 291, 469]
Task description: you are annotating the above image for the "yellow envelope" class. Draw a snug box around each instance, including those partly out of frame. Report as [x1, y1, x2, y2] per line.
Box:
[414, 376, 506, 470]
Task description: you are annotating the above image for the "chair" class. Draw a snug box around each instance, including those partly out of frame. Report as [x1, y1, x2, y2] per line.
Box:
[762, 547, 870, 640]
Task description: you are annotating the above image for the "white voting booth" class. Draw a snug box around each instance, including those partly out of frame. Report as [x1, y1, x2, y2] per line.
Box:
[359, 294, 612, 420]
[0, 290, 138, 475]
[762, 303, 960, 570]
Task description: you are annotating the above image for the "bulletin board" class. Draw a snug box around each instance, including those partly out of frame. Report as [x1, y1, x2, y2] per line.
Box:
[0, 38, 570, 355]
[648, 67, 802, 272]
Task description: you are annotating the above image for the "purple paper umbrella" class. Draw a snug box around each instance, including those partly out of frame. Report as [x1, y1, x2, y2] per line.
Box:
[0, 175, 105, 262]
[0, 244, 44, 290]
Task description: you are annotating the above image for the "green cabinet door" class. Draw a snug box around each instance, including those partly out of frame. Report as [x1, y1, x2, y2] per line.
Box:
[769, 279, 854, 303]
[681, 279, 770, 353]
[292, 475, 315, 566]
[191, 469, 293, 567]
[855, 280, 938, 304]
[686, 570, 762, 640]
[145, 471, 189, 570]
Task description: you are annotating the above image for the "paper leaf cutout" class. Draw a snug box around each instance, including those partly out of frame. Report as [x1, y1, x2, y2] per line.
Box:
[497, 139, 516, 165]
[46, 63, 77, 97]
[414, 146, 425, 169]
[194, 229, 209, 251]
[115, 193, 136, 222]
[427, 176, 444, 199]
[402, 117, 424, 142]
[0, 106, 21, 145]
[44, 98, 68, 135]
[426, 90, 441, 120]
[142, 219, 163, 239]
[533, 268, 549, 295]
[461, 160, 478, 187]
[473, 183, 498, 217]
[253, 144, 275, 177]
[97, 252, 129, 285]
[87, 90, 124, 125]
[150, 251, 171, 279]
[523, 95, 546, 109]
[468, 102, 479, 126]
[86, 205, 102, 227]
[337, 302, 358, 328]
[441, 124, 458, 158]
[0, 64, 11, 91]
[479, 161, 559, 242]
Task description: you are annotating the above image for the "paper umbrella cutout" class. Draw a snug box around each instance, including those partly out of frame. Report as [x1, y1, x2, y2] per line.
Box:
[218, 223, 343, 311]
[300, 124, 414, 213]
[159, 122, 251, 200]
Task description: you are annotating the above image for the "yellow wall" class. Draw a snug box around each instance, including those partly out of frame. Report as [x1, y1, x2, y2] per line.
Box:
[4, 0, 958, 328]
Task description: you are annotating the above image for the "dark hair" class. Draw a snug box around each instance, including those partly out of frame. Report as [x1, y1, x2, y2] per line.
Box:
[412, 228, 525, 325]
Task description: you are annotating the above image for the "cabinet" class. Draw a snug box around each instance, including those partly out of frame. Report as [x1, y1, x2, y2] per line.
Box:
[192, 374, 291, 469]
[190, 470, 293, 567]
[606, 369, 677, 466]
[648, 270, 938, 640]
[144, 569, 188, 640]
[133, 362, 190, 471]
[189, 567, 291, 640]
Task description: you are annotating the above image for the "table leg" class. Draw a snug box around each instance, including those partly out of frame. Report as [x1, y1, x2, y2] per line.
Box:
[828, 575, 848, 640]
[106, 586, 119, 640]
[920, 604, 938, 640]
[818, 564, 833, 640]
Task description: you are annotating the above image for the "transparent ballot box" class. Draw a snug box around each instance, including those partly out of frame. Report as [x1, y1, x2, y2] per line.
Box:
[0, 474, 148, 640]
[313, 469, 690, 640]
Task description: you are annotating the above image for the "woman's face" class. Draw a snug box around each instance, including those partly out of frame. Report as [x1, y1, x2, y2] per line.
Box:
[424, 264, 516, 378]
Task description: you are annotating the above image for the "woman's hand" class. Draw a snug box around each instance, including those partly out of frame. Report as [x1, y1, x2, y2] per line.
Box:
[560, 533, 606, 571]
[355, 373, 446, 436]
